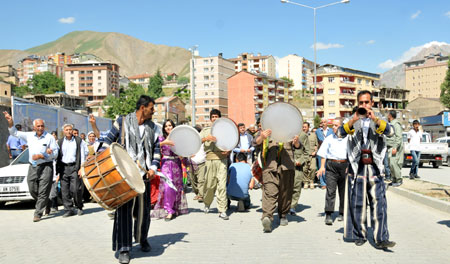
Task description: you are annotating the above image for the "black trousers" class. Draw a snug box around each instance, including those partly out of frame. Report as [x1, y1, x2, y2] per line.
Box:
[112, 180, 151, 252]
[61, 163, 84, 211]
[27, 162, 53, 217]
[325, 160, 347, 215]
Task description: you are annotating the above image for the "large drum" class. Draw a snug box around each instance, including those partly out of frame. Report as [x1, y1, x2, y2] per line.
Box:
[80, 143, 145, 211]
[168, 125, 202, 157]
[211, 117, 239, 151]
[261, 102, 303, 142]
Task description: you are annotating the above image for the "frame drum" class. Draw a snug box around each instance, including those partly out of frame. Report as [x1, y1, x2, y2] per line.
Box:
[211, 117, 239, 151]
[168, 125, 202, 157]
[261, 102, 303, 142]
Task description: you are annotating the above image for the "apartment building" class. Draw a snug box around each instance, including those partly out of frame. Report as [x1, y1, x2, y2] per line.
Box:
[315, 64, 380, 119]
[228, 71, 293, 126]
[17, 56, 62, 85]
[228, 52, 276, 78]
[191, 54, 235, 127]
[128, 73, 151, 88]
[64, 62, 120, 103]
[404, 53, 449, 101]
[278, 54, 315, 91]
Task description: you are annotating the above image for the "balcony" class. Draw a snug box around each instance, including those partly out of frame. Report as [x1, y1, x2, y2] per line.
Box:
[256, 106, 263, 112]
[339, 105, 353, 110]
[255, 81, 263, 86]
[268, 91, 276, 96]
[255, 88, 263, 95]
[277, 86, 284, 91]
[268, 83, 275, 89]
[340, 80, 356, 86]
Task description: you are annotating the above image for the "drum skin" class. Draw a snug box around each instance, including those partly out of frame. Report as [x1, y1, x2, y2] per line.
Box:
[261, 102, 303, 142]
[169, 125, 202, 157]
[81, 143, 145, 211]
[211, 118, 239, 151]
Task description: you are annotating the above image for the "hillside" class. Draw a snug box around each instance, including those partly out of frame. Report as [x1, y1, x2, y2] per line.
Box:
[0, 31, 191, 77]
[380, 43, 450, 88]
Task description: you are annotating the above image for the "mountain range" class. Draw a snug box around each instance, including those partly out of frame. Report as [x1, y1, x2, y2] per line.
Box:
[0, 31, 191, 77]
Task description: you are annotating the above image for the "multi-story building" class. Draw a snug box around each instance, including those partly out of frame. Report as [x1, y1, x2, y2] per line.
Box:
[227, 71, 293, 126]
[17, 56, 62, 85]
[48, 53, 72, 78]
[0, 65, 19, 97]
[64, 62, 120, 103]
[315, 64, 380, 119]
[128, 73, 151, 88]
[379, 86, 410, 128]
[154, 96, 186, 124]
[278, 54, 314, 91]
[191, 54, 235, 127]
[404, 53, 449, 101]
[228, 53, 276, 78]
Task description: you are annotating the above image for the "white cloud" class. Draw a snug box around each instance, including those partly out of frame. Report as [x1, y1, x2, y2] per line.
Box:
[366, 40, 375, 45]
[411, 10, 421, 20]
[378, 41, 450, 70]
[311, 42, 344, 50]
[58, 17, 75, 24]
[445, 11, 450, 18]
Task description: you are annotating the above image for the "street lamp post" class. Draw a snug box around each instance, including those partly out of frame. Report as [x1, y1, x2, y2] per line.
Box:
[280, 0, 350, 118]
[189, 45, 198, 126]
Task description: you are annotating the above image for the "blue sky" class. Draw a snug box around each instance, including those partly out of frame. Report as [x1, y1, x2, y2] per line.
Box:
[1, 0, 450, 74]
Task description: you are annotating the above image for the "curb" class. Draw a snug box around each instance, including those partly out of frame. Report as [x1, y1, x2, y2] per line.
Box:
[387, 186, 450, 215]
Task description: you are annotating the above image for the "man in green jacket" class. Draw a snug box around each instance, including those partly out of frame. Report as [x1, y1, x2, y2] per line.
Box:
[290, 129, 310, 215]
[386, 110, 404, 187]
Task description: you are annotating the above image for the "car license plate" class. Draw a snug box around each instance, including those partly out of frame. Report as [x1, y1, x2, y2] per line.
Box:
[1, 186, 19, 192]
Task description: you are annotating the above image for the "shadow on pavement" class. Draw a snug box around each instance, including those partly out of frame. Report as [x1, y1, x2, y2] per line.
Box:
[0, 200, 35, 210]
[335, 227, 343, 233]
[124, 232, 189, 259]
[437, 220, 450, 228]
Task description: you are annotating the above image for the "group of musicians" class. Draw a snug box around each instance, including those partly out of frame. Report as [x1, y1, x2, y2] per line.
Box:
[3, 90, 396, 264]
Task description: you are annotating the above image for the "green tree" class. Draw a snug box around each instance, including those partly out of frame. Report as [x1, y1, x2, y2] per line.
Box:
[313, 115, 321, 129]
[280, 76, 294, 86]
[102, 83, 146, 118]
[166, 75, 173, 81]
[13, 85, 31, 98]
[148, 69, 164, 99]
[177, 76, 189, 85]
[440, 60, 450, 108]
[28, 71, 65, 94]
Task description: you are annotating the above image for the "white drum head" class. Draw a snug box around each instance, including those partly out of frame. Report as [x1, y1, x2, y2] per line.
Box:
[110, 143, 145, 194]
[168, 125, 202, 157]
[211, 118, 239, 151]
[261, 102, 303, 142]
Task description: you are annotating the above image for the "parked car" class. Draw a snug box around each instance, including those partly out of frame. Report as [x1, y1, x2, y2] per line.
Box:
[0, 149, 33, 207]
[402, 132, 447, 168]
[435, 137, 450, 166]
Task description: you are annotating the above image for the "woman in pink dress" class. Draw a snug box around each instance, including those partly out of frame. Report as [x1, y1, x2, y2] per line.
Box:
[151, 119, 188, 221]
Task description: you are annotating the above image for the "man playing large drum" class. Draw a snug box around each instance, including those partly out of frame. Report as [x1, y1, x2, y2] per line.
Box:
[91, 95, 161, 264]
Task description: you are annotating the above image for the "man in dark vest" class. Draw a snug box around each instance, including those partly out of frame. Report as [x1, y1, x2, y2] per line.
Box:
[56, 124, 88, 217]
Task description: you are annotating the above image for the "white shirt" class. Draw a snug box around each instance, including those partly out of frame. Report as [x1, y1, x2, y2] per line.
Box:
[9, 127, 59, 165]
[239, 133, 250, 150]
[191, 144, 206, 165]
[362, 117, 371, 145]
[61, 136, 88, 164]
[317, 134, 348, 160]
[408, 129, 422, 151]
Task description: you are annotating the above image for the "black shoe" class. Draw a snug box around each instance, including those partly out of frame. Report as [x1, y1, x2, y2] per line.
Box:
[289, 208, 297, 216]
[325, 214, 333, 225]
[409, 173, 415, 180]
[63, 210, 75, 218]
[375, 240, 396, 249]
[140, 240, 152, 252]
[118, 251, 130, 264]
[414, 175, 420, 179]
[355, 238, 366, 246]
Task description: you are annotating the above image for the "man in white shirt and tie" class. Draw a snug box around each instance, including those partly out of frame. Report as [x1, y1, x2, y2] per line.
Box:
[3, 112, 59, 222]
[56, 124, 88, 217]
[317, 117, 348, 225]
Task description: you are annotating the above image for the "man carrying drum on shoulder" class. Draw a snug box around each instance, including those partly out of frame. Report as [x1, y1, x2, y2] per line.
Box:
[199, 109, 230, 220]
[254, 125, 301, 233]
[90, 95, 161, 264]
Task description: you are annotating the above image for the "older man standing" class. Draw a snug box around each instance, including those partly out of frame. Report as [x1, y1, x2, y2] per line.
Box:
[386, 110, 404, 187]
[316, 119, 334, 189]
[232, 123, 254, 164]
[3, 112, 58, 222]
[56, 124, 88, 217]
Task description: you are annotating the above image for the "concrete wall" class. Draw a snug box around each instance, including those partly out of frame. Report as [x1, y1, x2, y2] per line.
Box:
[0, 106, 11, 168]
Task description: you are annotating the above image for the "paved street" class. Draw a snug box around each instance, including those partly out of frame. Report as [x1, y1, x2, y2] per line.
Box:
[0, 186, 449, 264]
[402, 163, 450, 186]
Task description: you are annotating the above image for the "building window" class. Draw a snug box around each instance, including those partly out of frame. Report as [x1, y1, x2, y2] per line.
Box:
[205, 108, 209, 112]
[204, 100, 209, 104]
[87, 71, 93, 74]
[203, 59, 208, 64]
[211, 100, 215, 103]
[71, 71, 74, 74]
[328, 113, 336, 118]
[210, 83, 215, 88]
[98, 89, 102, 93]
[98, 70, 101, 73]
[98, 83, 101, 86]
[70, 83, 74, 87]
[357, 78, 361, 84]
[211, 92, 214, 95]
[81, 83, 85, 87]
[328, 88, 335, 95]
[204, 84, 209, 88]
[70, 90, 74, 93]
[328, 100, 335, 107]
[365, 80, 370, 85]
[5, 91, 7, 95]
[204, 67, 209, 72]
[210, 67, 214, 71]
[204, 76, 209, 81]
[98, 76, 101, 80]
[70, 77, 74, 81]
[328, 77, 335, 83]
[80, 71, 85, 74]
[80, 77, 85, 80]
[210, 75, 214, 80]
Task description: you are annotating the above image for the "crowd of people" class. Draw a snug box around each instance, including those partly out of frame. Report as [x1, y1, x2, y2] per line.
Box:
[3, 89, 429, 263]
